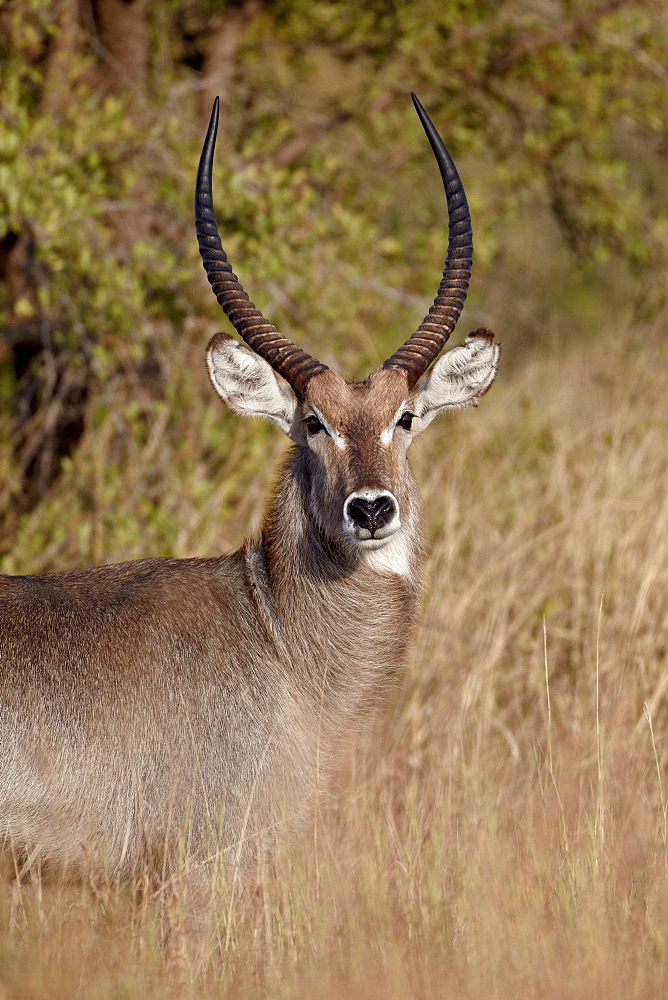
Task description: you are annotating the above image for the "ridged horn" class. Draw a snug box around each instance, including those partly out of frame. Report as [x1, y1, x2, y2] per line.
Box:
[195, 97, 329, 393]
[383, 94, 473, 388]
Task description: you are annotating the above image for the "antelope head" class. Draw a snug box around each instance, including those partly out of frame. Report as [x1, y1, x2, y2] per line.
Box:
[196, 95, 500, 566]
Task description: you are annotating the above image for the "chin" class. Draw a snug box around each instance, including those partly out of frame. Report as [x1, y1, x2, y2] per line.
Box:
[352, 532, 400, 551]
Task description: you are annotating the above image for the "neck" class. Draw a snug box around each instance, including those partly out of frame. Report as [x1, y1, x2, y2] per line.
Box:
[256, 446, 424, 726]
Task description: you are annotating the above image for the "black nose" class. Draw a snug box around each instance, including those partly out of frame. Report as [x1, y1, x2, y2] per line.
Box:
[347, 495, 397, 536]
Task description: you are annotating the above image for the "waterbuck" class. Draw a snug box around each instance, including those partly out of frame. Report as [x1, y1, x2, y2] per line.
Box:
[0, 95, 499, 883]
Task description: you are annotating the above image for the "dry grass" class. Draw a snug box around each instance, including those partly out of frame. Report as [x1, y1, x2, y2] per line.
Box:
[1, 321, 667, 998]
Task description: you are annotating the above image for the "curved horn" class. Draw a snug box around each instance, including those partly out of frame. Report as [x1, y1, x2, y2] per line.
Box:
[195, 98, 329, 393]
[383, 94, 473, 388]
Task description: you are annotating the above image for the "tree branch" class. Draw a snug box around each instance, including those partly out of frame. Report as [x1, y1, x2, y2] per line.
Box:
[199, 0, 262, 133]
[485, 0, 630, 78]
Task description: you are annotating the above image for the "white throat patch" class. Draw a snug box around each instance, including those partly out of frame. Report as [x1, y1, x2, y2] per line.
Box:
[359, 530, 412, 577]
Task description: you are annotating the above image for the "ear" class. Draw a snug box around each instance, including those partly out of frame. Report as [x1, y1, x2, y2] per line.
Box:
[206, 333, 298, 436]
[412, 329, 500, 430]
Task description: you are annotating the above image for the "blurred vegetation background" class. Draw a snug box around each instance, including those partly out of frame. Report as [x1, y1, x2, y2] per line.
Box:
[0, 0, 666, 570]
[2, 4, 668, 996]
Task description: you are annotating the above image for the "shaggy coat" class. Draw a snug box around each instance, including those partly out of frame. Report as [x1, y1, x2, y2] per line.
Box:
[0, 336, 498, 880]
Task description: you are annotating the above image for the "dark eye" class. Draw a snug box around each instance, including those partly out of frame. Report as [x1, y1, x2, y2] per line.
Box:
[398, 412, 414, 431]
[305, 415, 324, 436]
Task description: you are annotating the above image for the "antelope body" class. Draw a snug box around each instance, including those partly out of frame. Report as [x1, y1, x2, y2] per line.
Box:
[0, 96, 499, 880]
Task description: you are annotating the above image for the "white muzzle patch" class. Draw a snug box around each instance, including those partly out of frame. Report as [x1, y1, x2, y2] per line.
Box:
[343, 489, 401, 547]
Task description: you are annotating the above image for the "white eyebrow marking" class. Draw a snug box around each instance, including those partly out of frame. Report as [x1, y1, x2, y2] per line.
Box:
[310, 404, 346, 448]
[380, 402, 409, 445]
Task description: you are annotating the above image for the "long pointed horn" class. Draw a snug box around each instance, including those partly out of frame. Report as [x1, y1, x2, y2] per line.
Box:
[383, 94, 473, 388]
[195, 98, 328, 393]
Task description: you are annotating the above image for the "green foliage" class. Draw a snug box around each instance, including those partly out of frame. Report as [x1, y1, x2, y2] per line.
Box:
[0, 0, 666, 535]
[0, 27, 188, 379]
[0, 9, 667, 992]
[242, 0, 668, 292]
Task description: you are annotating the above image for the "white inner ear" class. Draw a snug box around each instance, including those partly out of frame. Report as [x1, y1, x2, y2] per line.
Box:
[413, 332, 500, 429]
[206, 335, 298, 436]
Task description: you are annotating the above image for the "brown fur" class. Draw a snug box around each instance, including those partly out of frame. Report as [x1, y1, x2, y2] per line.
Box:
[0, 368, 422, 883]
[0, 331, 499, 883]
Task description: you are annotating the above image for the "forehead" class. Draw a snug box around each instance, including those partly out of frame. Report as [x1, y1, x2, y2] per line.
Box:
[304, 366, 410, 431]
